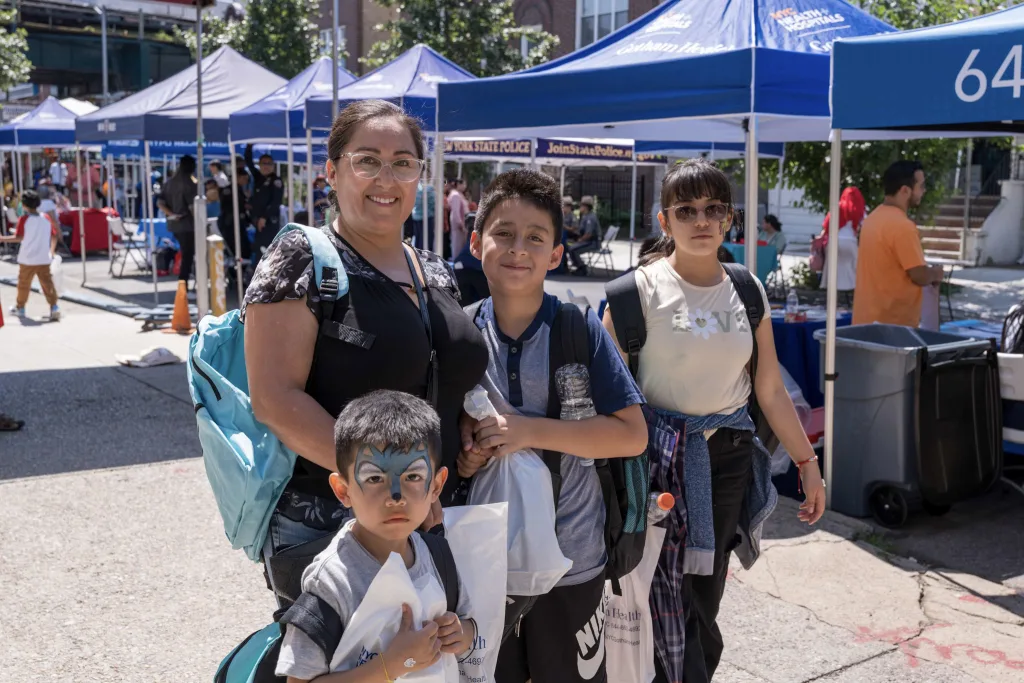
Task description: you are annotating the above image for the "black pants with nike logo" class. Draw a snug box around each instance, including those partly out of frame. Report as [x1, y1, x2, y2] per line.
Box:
[496, 570, 608, 683]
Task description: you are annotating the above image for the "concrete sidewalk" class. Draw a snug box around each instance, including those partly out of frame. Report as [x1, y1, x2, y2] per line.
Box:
[3, 288, 1023, 682]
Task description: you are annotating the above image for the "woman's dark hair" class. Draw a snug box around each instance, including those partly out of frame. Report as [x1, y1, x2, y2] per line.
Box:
[177, 155, 196, 178]
[640, 159, 732, 267]
[764, 214, 782, 232]
[474, 169, 563, 245]
[325, 99, 425, 218]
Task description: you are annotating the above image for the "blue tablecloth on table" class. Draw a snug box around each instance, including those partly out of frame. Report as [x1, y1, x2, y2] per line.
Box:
[771, 312, 853, 408]
[721, 243, 778, 284]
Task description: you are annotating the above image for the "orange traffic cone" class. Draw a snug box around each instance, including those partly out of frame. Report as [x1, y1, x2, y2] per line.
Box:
[164, 280, 194, 335]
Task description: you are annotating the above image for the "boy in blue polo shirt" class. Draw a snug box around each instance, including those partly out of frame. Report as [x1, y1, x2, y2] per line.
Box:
[458, 169, 647, 683]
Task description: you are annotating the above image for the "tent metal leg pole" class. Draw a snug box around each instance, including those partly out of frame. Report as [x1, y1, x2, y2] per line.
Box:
[75, 145, 86, 285]
[107, 154, 115, 268]
[629, 152, 637, 268]
[559, 166, 565, 198]
[776, 145, 786, 215]
[229, 139, 244, 307]
[144, 141, 158, 306]
[824, 129, 843, 511]
[433, 134, 445, 257]
[306, 130, 314, 224]
[744, 116, 758, 274]
[287, 140, 295, 224]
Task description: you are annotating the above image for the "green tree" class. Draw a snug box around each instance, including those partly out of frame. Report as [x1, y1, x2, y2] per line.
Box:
[0, 8, 32, 94]
[363, 0, 559, 76]
[175, 0, 324, 79]
[781, 0, 1011, 216]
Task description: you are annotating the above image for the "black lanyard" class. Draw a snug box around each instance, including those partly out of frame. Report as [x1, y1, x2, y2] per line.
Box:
[403, 247, 438, 408]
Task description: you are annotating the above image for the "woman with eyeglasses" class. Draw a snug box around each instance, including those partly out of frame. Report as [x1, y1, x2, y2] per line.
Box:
[603, 159, 824, 683]
[241, 100, 489, 603]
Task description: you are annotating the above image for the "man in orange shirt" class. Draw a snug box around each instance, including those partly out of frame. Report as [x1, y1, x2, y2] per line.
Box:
[852, 161, 944, 326]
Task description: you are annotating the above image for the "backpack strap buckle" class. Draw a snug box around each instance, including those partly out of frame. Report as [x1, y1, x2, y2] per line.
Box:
[319, 267, 339, 302]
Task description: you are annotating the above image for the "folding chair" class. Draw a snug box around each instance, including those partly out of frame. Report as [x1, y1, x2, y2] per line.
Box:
[108, 216, 150, 277]
[582, 224, 619, 274]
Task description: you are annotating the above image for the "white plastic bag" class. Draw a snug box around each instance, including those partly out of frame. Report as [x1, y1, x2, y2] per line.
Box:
[771, 366, 813, 475]
[443, 503, 508, 683]
[331, 552, 459, 682]
[464, 386, 572, 596]
[604, 525, 666, 683]
[50, 254, 64, 297]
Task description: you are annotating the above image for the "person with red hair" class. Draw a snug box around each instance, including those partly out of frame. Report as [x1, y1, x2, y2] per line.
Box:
[817, 186, 866, 300]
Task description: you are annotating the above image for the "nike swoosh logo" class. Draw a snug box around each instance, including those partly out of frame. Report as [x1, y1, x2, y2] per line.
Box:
[577, 634, 606, 680]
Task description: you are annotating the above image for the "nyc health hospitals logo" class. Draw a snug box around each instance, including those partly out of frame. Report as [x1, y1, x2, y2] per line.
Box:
[643, 7, 693, 34]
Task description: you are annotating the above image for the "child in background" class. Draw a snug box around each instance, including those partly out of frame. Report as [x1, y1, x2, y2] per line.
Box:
[0, 189, 61, 321]
[277, 390, 477, 683]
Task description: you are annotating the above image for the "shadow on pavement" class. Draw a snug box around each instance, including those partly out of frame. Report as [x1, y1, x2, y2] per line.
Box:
[0, 363, 198, 481]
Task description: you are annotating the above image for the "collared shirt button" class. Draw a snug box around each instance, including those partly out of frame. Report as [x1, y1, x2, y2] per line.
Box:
[510, 372, 517, 380]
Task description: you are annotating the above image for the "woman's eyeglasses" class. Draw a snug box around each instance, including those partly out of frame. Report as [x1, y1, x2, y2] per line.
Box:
[341, 152, 424, 183]
[666, 203, 730, 223]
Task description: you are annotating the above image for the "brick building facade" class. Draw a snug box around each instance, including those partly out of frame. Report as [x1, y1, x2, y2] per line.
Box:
[514, 0, 663, 59]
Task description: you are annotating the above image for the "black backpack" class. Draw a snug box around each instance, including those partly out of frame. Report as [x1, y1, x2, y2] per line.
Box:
[215, 531, 460, 683]
[604, 262, 780, 456]
[466, 300, 650, 602]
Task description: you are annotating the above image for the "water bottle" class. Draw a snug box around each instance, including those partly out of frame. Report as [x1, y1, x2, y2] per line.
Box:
[648, 491, 675, 524]
[555, 363, 597, 466]
[785, 288, 800, 322]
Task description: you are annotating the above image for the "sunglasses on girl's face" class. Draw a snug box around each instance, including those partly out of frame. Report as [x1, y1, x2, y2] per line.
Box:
[666, 203, 730, 223]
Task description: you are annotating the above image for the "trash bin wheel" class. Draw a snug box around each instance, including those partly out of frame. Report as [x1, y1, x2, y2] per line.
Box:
[870, 487, 909, 528]
[922, 500, 952, 517]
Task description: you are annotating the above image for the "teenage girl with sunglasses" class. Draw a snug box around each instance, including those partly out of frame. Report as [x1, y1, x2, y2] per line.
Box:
[603, 159, 825, 683]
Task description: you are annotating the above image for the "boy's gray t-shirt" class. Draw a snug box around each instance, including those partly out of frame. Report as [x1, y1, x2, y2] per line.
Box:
[276, 519, 472, 680]
[473, 294, 644, 587]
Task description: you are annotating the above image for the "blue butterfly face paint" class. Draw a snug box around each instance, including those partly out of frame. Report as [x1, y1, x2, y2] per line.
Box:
[354, 442, 433, 502]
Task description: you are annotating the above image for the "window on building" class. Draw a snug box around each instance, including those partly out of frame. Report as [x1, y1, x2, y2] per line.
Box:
[578, 0, 629, 48]
[319, 26, 347, 56]
[521, 24, 542, 60]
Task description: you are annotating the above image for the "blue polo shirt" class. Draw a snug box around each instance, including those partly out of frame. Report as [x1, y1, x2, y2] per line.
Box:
[472, 293, 644, 586]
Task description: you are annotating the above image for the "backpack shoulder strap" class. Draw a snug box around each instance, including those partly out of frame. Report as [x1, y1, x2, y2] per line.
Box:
[604, 272, 645, 378]
[278, 592, 344, 667]
[463, 299, 486, 329]
[722, 262, 764, 331]
[723, 261, 764, 392]
[419, 532, 460, 615]
[545, 302, 591, 509]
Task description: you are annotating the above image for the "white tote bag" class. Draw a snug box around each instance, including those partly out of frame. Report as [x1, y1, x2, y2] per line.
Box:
[50, 254, 64, 297]
[331, 552, 459, 682]
[604, 525, 667, 683]
[443, 503, 509, 683]
[464, 387, 572, 596]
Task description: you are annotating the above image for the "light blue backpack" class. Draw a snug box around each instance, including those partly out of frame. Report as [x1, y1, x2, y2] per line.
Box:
[187, 224, 348, 561]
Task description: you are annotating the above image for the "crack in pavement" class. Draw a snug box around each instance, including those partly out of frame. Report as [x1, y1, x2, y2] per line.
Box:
[798, 647, 898, 682]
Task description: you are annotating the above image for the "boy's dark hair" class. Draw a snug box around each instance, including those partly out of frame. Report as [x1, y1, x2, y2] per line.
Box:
[210, 160, 223, 171]
[883, 160, 923, 196]
[259, 153, 274, 165]
[474, 169, 563, 245]
[21, 189, 40, 210]
[205, 178, 219, 189]
[334, 390, 442, 475]
[238, 169, 250, 179]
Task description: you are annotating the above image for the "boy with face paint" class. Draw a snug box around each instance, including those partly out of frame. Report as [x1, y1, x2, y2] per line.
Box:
[276, 390, 477, 683]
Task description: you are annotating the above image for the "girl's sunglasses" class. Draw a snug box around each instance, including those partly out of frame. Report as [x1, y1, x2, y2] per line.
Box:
[666, 203, 730, 223]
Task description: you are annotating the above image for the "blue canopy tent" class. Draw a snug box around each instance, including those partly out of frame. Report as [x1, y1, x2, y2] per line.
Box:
[76, 46, 286, 143]
[437, 0, 896, 267]
[823, 5, 1024, 507]
[307, 44, 477, 255]
[0, 96, 78, 147]
[74, 46, 285, 299]
[230, 56, 355, 228]
[0, 96, 84, 203]
[304, 44, 475, 132]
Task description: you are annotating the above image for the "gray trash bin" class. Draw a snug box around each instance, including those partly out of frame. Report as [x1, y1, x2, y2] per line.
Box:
[813, 324, 999, 525]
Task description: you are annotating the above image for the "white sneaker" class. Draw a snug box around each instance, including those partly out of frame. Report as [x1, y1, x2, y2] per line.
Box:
[49, 306, 61, 322]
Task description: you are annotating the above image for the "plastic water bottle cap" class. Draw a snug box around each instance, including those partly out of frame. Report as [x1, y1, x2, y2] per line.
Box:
[657, 492, 674, 511]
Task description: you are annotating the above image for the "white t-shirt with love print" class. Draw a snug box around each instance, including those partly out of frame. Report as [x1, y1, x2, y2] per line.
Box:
[633, 257, 770, 417]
